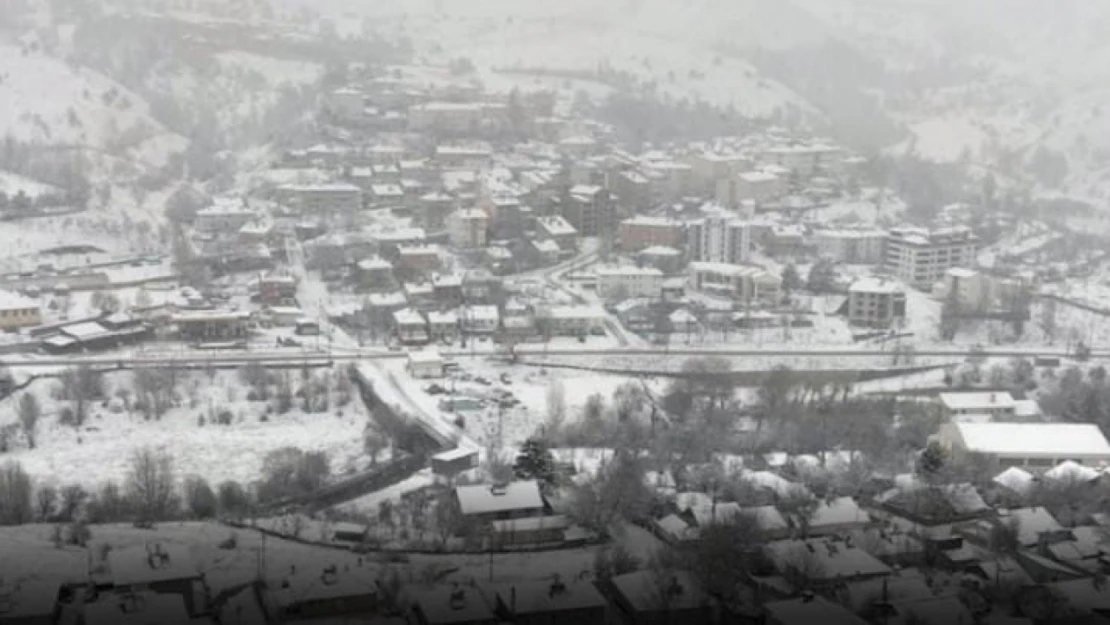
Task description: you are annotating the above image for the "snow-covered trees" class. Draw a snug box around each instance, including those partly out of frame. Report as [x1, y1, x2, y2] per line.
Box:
[184, 477, 218, 519]
[0, 462, 33, 525]
[513, 438, 557, 488]
[56, 365, 104, 427]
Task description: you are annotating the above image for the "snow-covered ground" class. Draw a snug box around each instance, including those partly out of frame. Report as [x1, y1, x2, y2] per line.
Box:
[0, 368, 371, 490]
[0, 171, 61, 199]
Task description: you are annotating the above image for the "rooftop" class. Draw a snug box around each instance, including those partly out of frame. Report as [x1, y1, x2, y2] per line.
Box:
[849, 278, 904, 294]
[939, 391, 1016, 411]
[951, 422, 1110, 458]
[455, 481, 544, 516]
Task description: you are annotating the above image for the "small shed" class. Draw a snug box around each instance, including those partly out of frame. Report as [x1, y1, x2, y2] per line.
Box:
[407, 349, 445, 379]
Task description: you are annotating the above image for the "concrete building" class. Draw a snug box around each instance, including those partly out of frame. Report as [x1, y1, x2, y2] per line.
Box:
[195, 198, 255, 234]
[562, 185, 614, 237]
[447, 208, 489, 249]
[490, 579, 607, 625]
[936, 422, 1110, 470]
[409, 584, 498, 625]
[536, 215, 578, 251]
[687, 262, 781, 304]
[0, 290, 41, 330]
[595, 266, 664, 300]
[276, 183, 363, 221]
[688, 214, 752, 265]
[601, 570, 712, 625]
[716, 170, 784, 207]
[761, 144, 844, 177]
[617, 216, 684, 252]
[847, 278, 906, 328]
[886, 226, 979, 288]
[939, 267, 988, 311]
[407, 101, 485, 133]
[814, 229, 888, 264]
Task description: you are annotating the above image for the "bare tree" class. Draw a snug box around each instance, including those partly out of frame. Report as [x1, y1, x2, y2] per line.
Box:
[126, 448, 178, 523]
[57, 366, 104, 427]
[36, 485, 57, 521]
[0, 462, 33, 525]
[134, 366, 179, 419]
[363, 426, 389, 466]
[546, 379, 567, 430]
[567, 453, 653, 533]
[18, 393, 40, 449]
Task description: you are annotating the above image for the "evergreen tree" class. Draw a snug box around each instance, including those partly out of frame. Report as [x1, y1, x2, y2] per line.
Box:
[917, 441, 947, 478]
[513, 438, 557, 487]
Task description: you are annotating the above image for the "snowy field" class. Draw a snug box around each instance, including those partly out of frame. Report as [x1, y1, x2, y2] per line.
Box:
[0, 367, 372, 491]
[0, 171, 61, 199]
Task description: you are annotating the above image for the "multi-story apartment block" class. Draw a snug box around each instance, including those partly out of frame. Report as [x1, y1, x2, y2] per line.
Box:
[814, 229, 888, 264]
[885, 226, 979, 288]
[688, 215, 752, 265]
[617, 216, 685, 253]
[847, 278, 906, 328]
[595, 266, 665, 300]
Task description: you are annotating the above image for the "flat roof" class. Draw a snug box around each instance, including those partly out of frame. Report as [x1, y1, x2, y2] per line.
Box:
[953, 422, 1110, 458]
[939, 391, 1016, 411]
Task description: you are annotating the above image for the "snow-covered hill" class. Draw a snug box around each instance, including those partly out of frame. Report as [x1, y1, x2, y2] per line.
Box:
[0, 44, 185, 168]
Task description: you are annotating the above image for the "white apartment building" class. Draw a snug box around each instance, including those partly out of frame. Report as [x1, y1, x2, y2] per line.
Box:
[688, 214, 752, 265]
[814, 229, 888, 264]
[687, 262, 782, 304]
[595, 266, 664, 300]
[847, 278, 906, 328]
[885, 226, 979, 288]
[447, 208, 489, 249]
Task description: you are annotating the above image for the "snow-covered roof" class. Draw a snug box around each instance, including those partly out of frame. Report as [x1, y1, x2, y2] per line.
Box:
[533, 239, 560, 253]
[809, 497, 868, 529]
[1000, 507, 1065, 546]
[544, 305, 605, 320]
[392, 308, 426, 326]
[431, 274, 463, 288]
[638, 245, 681, 256]
[107, 545, 197, 586]
[569, 184, 603, 197]
[953, 422, 1110, 460]
[407, 349, 443, 365]
[372, 227, 426, 243]
[939, 392, 1016, 411]
[455, 481, 543, 516]
[738, 171, 779, 183]
[371, 184, 404, 197]
[61, 321, 112, 339]
[1044, 460, 1101, 482]
[689, 261, 766, 278]
[849, 278, 903, 294]
[622, 215, 680, 228]
[537, 215, 577, 236]
[357, 257, 392, 271]
[765, 539, 891, 579]
[427, 310, 458, 325]
[992, 466, 1035, 494]
[595, 266, 663, 278]
[462, 305, 499, 322]
[0, 289, 38, 310]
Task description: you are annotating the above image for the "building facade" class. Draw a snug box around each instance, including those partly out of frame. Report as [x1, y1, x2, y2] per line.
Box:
[617, 216, 684, 253]
[885, 227, 979, 288]
[595, 266, 664, 300]
[688, 215, 752, 265]
[447, 208, 490, 249]
[814, 229, 888, 264]
[847, 278, 906, 328]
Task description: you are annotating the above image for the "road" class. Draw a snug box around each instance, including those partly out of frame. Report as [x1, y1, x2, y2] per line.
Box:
[0, 345, 1093, 369]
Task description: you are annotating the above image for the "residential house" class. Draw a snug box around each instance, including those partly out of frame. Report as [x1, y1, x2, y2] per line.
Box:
[461, 270, 502, 304]
[805, 496, 871, 537]
[455, 481, 547, 525]
[717, 170, 784, 207]
[103, 543, 207, 616]
[764, 594, 868, 625]
[600, 570, 713, 625]
[420, 192, 457, 230]
[765, 538, 892, 589]
[490, 579, 607, 625]
[428, 310, 459, 341]
[460, 305, 500, 335]
[265, 566, 380, 622]
[537, 305, 606, 337]
[276, 183, 363, 222]
[258, 274, 298, 306]
[81, 592, 201, 625]
[0, 290, 41, 330]
[393, 308, 429, 344]
[0, 579, 60, 625]
[409, 584, 498, 625]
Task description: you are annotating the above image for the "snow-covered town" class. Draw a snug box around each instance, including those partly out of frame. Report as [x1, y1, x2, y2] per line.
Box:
[4, 1, 1110, 624]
